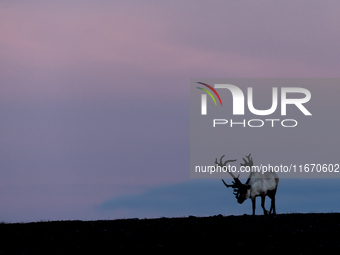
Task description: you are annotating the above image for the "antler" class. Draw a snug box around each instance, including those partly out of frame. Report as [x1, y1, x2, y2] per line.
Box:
[222, 179, 239, 189]
[222, 179, 240, 199]
[216, 155, 242, 187]
[240, 154, 253, 167]
[215, 155, 237, 166]
[241, 154, 254, 185]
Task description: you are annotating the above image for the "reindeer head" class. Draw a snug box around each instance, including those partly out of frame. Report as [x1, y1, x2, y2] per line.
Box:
[217, 154, 253, 204]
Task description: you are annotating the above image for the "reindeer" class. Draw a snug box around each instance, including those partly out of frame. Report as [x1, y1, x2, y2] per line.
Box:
[216, 154, 279, 215]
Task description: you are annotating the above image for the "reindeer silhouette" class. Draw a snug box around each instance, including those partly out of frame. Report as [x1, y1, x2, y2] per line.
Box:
[216, 154, 279, 215]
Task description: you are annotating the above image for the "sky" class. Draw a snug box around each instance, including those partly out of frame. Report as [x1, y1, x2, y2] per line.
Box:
[1, 1, 340, 223]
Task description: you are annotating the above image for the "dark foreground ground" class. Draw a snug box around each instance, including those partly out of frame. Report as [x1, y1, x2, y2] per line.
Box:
[1, 213, 340, 254]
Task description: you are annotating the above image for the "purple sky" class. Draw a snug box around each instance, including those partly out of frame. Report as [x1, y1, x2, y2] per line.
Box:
[1, 1, 340, 222]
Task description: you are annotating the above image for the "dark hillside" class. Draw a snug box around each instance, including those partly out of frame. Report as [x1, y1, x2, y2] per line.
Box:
[1, 213, 339, 254]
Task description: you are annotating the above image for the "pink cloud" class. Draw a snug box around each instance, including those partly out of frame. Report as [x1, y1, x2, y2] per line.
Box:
[0, 1, 339, 103]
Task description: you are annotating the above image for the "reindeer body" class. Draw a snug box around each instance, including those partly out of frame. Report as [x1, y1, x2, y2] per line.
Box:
[243, 171, 279, 215]
[217, 154, 279, 215]
[247, 172, 279, 199]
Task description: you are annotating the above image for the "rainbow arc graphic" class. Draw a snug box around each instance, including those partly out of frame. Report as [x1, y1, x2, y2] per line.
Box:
[196, 82, 222, 106]
[196, 82, 222, 115]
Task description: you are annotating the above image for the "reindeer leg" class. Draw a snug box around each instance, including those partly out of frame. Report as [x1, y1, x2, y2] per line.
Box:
[261, 195, 268, 215]
[268, 189, 277, 215]
[270, 196, 276, 215]
[252, 198, 256, 215]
